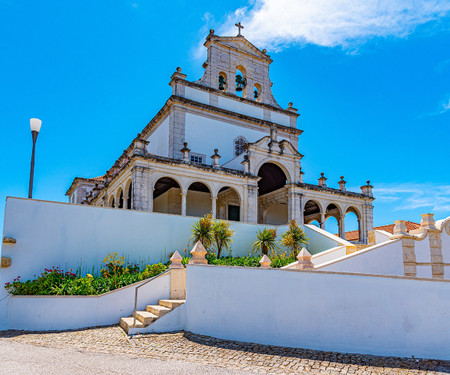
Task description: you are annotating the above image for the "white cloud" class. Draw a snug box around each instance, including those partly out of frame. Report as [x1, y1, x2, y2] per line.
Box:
[218, 0, 450, 50]
[374, 183, 450, 212]
[440, 98, 450, 114]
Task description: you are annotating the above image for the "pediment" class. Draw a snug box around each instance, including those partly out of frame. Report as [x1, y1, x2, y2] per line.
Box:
[248, 137, 303, 158]
[210, 36, 272, 62]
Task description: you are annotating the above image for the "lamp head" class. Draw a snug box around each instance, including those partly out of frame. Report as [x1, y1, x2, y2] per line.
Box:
[30, 118, 42, 132]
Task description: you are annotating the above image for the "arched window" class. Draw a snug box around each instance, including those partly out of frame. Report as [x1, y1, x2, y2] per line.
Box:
[234, 137, 247, 157]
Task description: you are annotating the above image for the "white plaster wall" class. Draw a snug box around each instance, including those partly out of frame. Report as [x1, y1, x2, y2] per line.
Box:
[185, 113, 269, 163]
[153, 188, 182, 215]
[7, 272, 170, 331]
[303, 224, 345, 255]
[218, 96, 264, 119]
[318, 240, 405, 276]
[270, 111, 291, 127]
[185, 87, 210, 105]
[147, 117, 169, 157]
[184, 265, 450, 360]
[374, 230, 391, 244]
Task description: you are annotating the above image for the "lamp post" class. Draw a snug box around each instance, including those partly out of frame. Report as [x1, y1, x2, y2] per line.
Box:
[28, 118, 42, 199]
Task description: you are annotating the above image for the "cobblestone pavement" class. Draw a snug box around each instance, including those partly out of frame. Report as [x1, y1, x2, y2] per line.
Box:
[0, 326, 449, 374]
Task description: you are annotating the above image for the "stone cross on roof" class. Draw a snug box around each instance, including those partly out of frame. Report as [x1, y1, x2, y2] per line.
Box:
[235, 22, 244, 36]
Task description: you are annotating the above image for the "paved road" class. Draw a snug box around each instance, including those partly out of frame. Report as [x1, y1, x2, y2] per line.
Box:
[0, 327, 449, 374]
[0, 340, 252, 375]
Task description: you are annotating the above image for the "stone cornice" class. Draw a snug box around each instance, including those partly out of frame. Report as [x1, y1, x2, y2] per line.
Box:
[65, 177, 105, 196]
[296, 182, 375, 201]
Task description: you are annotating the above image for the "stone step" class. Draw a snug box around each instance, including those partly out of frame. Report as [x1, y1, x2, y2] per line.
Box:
[146, 304, 171, 317]
[119, 317, 147, 334]
[135, 310, 158, 325]
[158, 299, 186, 309]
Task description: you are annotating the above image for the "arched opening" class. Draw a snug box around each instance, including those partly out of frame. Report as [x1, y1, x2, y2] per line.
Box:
[253, 83, 262, 102]
[303, 200, 322, 226]
[325, 216, 339, 235]
[345, 207, 361, 242]
[218, 71, 227, 91]
[325, 203, 340, 234]
[257, 162, 288, 224]
[187, 182, 211, 217]
[117, 188, 124, 209]
[217, 186, 241, 221]
[234, 136, 247, 157]
[109, 195, 115, 208]
[125, 180, 132, 209]
[235, 65, 247, 98]
[153, 177, 182, 215]
[309, 219, 320, 228]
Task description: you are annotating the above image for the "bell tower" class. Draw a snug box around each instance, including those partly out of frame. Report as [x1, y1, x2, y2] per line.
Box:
[196, 28, 281, 108]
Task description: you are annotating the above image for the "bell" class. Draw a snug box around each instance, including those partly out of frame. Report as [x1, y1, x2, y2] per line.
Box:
[235, 74, 246, 92]
[254, 89, 259, 99]
[218, 75, 226, 91]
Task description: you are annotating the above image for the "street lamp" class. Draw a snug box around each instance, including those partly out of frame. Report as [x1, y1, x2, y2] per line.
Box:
[28, 118, 42, 199]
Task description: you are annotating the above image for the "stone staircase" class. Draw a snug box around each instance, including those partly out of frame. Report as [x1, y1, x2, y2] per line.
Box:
[120, 299, 186, 334]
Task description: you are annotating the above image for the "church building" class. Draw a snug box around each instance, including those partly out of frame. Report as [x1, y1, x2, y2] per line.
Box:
[66, 27, 375, 243]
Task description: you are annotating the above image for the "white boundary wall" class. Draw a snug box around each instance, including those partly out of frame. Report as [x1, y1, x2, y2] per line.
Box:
[184, 265, 450, 360]
[5, 272, 170, 331]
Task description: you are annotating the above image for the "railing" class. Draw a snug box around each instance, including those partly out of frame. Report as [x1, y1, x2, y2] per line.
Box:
[133, 269, 171, 326]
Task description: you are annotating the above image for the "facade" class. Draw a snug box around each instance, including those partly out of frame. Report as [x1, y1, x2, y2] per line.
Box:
[66, 29, 375, 243]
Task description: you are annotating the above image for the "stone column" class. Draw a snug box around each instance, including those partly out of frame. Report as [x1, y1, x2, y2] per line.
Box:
[287, 186, 302, 224]
[246, 184, 258, 223]
[338, 216, 346, 239]
[392, 220, 417, 277]
[319, 212, 326, 230]
[211, 196, 217, 219]
[421, 214, 444, 279]
[131, 165, 151, 211]
[181, 193, 187, 216]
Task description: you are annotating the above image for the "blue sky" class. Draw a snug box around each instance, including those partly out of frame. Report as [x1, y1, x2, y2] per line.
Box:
[0, 0, 449, 233]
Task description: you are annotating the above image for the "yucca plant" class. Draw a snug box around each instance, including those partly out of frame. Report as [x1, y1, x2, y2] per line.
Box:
[212, 220, 234, 258]
[280, 220, 309, 257]
[190, 213, 214, 250]
[252, 228, 278, 255]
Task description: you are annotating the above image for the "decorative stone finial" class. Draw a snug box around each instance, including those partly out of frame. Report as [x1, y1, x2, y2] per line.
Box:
[180, 142, 191, 163]
[176, 67, 182, 73]
[296, 248, 314, 270]
[262, 48, 267, 54]
[288, 102, 293, 108]
[420, 213, 436, 230]
[241, 154, 250, 174]
[270, 126, 278, 142]
[393, 220, 408, 236]
[360, 180, 374, 197]
[299, 168, 304, 183]
[259, 254, 271, 268]
[133, 134, 149, 156]
[189, 241, 208, 264]
[211, 149, 221, 169]
[171, 66, 187, 81]
[209, 29, 214, 35]
[318, 172, 327, 188]
[169, 251, 184, 269]
[338, 176, 347, 192]
[286, 102, 298, 112]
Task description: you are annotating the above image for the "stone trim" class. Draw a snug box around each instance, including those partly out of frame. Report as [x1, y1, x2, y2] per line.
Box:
[297, 182, 372, 200]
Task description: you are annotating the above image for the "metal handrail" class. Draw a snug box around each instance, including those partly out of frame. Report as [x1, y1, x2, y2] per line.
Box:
[132, 269, 171, 326]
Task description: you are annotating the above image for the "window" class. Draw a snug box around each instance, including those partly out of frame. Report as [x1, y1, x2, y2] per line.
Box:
[190, 153, 205, 164]
[234, 137, 247, 157]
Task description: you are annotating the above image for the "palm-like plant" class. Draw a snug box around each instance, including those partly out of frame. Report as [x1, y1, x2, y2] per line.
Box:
[280, 220, 309, 257]
[190, 213, 214, 250]
[252, 228, 278, 255]
[212, 220, 234, 258]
